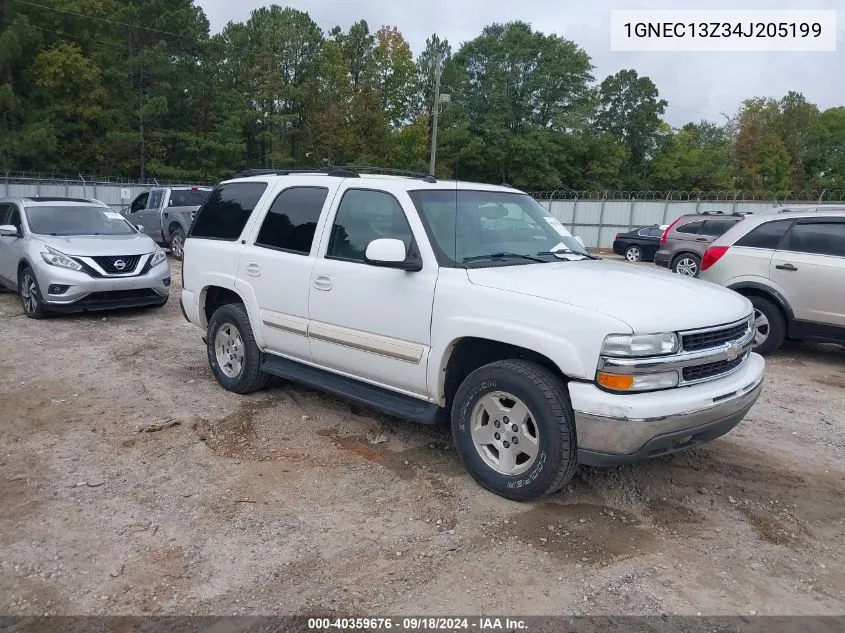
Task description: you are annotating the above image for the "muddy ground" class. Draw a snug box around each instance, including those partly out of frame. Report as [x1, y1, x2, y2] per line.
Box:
[1, 260, 844, 616]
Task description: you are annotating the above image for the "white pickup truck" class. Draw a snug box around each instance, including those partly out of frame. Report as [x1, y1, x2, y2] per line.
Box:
[180, 168, 765, 501]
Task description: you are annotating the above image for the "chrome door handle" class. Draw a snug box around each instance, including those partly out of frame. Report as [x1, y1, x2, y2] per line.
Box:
[775, 263, 797, 271]
[313, 275, 333, 291]
[245, 262, 261, 277]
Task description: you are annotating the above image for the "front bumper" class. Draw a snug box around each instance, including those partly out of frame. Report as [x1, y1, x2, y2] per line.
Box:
[570, 352, 765, 465]
[35, 260, 170, 312]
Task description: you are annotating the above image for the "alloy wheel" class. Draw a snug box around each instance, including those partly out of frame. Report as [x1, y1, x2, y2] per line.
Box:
[214, 323, 245, 378]
[675, 257, 698, 276]
[470, 391, 539, 476]
[753, 308, 770, 346]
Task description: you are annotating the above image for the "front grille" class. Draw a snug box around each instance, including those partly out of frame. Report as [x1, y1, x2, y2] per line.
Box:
[77, 289, 157, 305]
[682, 356, 745, 382]
[682, 321, 748, 352]
[91, 255, 141, 274]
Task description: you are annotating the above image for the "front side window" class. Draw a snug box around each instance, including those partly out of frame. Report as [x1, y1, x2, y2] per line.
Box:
[255, 187, 328, 255]
[327, 189, 413, 262]
[130, 193, 148, 213]
[781, 221, 845, 257]
[24, 205, 136, 236]
[190, 182, 268, 241]
[148, 189, 164, 210]
[408, 190, 588, 265]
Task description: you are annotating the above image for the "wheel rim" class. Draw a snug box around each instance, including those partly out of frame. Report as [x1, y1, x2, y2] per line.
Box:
[470, 391, 539, 476]
[21, 274, 38, 314]
[626, 247, 641, 262]
[675, 257, 698, 276]
[171, 235, 183, 258]
[753, 309, 770, 346]
[214, 323, 245, 378]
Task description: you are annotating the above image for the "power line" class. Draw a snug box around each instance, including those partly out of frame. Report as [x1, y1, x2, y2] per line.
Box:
[12, 0, 203, 43]
[11, 21, 131, 51]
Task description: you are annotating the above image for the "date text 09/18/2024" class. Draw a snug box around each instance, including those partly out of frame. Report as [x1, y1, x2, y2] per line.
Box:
[307, 617, 528, 631]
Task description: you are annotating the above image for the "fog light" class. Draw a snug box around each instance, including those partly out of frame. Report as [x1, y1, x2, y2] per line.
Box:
[48, 284, 69, 295]
[162, 277, 171, 287]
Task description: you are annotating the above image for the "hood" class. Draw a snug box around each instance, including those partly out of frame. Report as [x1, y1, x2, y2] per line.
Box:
[467, 259, 751, 332]
[34, 233, 157, 257]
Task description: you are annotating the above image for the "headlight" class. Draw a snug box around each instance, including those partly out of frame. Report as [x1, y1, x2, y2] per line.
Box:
[601, 332, 679, 357]
[150, 247, 166, 267]
[597, 370, 680, 392]
[41, 246, 82, 271]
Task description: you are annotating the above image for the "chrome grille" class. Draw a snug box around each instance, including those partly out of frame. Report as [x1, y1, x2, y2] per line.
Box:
[682, 356, 746, 383]
[92, 255, 141, 274]
[682, 320, 748, 352]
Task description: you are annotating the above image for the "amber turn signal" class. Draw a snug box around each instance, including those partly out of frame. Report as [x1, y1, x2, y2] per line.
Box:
[596, 372, 634, 391]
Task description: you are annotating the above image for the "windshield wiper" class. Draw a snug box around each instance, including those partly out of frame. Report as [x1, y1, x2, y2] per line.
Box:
[462, 252, 548, 264]
[536, 249, 600, 260]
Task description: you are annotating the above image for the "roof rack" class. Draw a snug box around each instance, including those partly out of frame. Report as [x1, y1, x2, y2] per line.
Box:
[700, 211, 750, 217]
[232, 165, 438, 183]
[340, 166, 438, 183]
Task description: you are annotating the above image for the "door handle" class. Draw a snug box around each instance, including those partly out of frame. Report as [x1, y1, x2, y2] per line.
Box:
[694, 237, 709, 242]
[313, 274, 333, 291]
[775, 263, 798, 271]
[245, 262, 261, 277]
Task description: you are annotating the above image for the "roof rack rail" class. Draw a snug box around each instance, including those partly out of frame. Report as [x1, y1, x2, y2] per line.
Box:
[22, 196, 96, 204]
[339, 165, 438, 183]
[232, 167, 360, 179]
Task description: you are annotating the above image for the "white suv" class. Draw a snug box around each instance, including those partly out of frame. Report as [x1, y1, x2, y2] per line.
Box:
[699, 208, 845, 354]
[180, 168, 765, 501]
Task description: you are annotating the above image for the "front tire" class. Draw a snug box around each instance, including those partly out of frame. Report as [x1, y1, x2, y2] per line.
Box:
[748, 295, 786, 355]
[169, 228, 186, 261]
[207, 303, 270, 394]
[19, 267, 46, 319]
[672, 253, 701, 277]
[451, 359, 577, 501]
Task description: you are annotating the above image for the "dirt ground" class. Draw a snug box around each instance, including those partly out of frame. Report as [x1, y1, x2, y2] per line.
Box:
[1, 259, 844, 617]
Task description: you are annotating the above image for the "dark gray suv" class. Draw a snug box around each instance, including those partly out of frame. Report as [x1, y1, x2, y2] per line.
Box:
[654, 212, 747, 277]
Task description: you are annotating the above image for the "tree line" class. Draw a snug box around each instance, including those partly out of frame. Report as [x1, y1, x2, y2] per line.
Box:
[1, 0, 843, 192]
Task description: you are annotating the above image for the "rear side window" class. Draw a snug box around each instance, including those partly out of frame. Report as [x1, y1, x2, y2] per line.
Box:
[700, 219, 738, 237]
[169, 189, 210, 207]
[255, 187, 329, 254]
[647, 227, 663, 237]
[781, 222, 845, 257]
[735, 220, 792, 249]
[190, 182, 268, 241]
[675, 220, 703, 235]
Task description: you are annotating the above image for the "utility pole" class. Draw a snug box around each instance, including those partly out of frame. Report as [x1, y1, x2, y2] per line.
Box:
[429, 54, 443, 176]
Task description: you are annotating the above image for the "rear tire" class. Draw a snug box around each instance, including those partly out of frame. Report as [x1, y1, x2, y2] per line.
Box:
[169, 228, 186, 261]
[672, 253, 701, 277]
[207, 302, 270, 394]
[748, 295, 785, 355]
[451, 359, 577, 501]
[19, 266, 46, 320]
[624, 245, 642, 262]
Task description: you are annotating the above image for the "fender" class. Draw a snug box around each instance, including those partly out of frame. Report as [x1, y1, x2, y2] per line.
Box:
[428, 316, 591, 405]
[198, 273, 265, 348]
[728, 281, 795, 321]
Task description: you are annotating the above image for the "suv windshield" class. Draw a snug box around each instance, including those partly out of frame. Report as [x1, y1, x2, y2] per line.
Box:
[24, 205, 136, 236]
[408, 190, 589, 265]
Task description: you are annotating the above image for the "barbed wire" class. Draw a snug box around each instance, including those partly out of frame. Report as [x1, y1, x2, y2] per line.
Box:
[0, 171, 213, 187]
[529, 189, 845, 202]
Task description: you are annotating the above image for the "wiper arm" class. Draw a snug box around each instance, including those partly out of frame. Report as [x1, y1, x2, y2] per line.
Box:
[536, 249, 601, 260]
[462, 252, 547, 264]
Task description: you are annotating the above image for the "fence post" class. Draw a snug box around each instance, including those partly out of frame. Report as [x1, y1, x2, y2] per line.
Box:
[596, 195, 607, 249]
[628, 198, 635, 231]
[571, 195, 579, 233]
[661, 194, 670, 225]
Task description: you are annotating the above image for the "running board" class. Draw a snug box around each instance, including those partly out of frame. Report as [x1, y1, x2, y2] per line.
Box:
[260, 354, 440, 424]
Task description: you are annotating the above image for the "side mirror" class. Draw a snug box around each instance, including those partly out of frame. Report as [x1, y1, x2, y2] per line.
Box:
[574, 236, 585, 248]
[364, 238, 421, 272]
[0, 224, 20, 237]
[136, 224, 144, 232]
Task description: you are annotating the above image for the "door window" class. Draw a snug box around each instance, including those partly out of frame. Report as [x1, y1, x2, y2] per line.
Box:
[675, 220, 703, 235]
[255, 187, 329, 255]
[327, 189, 413, 262]
[148, 190, 164, 210]
[781, 222, 845, 257]
[735, 219, 792, 249]
[700, 219, 738, 237]
[130, 193, 149, 213]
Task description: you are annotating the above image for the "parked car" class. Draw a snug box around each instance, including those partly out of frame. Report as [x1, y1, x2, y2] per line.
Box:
[612, 224, 667, 262]
[655, 212, 748, 277]
[180, 167, 763, 502]
[0, 196, 170, 319]
[698, 209, 845, 354]
[125, 186, 212, 260]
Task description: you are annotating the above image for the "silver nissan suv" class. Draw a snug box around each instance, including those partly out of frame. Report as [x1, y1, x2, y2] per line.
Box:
[0, 197, 171, 319]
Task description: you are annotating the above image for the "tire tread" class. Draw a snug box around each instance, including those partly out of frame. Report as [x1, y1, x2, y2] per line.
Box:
[207, 302, 270, 394]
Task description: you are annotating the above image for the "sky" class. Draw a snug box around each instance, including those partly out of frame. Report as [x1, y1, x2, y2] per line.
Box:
[195, 0, 844, 127]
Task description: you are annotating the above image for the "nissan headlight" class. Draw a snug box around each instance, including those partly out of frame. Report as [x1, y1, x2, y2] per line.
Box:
[601, 332, 679, 357]
[149, 246, 167, 268]
[41, 246, 82, 271]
